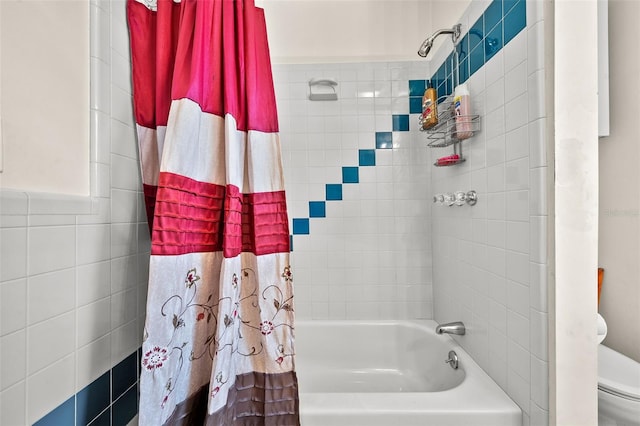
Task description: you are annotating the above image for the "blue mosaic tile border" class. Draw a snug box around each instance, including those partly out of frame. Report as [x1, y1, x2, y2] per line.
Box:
[290, 0, 526, 249]
[431, 0, 526, 100]
[34, 350, 139, 426]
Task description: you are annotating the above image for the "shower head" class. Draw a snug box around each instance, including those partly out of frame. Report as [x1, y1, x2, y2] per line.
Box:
[417, 24, 462, 58]
[417, 37, 436, 58]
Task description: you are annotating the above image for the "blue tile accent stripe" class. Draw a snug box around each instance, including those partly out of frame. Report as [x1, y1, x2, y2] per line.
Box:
[392, 115, 410, 131]
[342, 167, 359, 184]
[408, 79, 426, 96]
[326, 184, 343, 201]
[90, 408, 111, 426]
[359, 149, 376, 166]
[484, 0, 503, 34]
[112, 387, 138, 426]
[112, 352, 138, 402]
[76, 372, 111, 425]
[504, 0, 526, 44]
[33, 349, 140, 426]
[486, 21, 503, 62]
[292, 218, 310, 234]
[375, 132, 393, 149]
[309, 201, 326, 218]
[409, 96, 423, 114]
[33, 397, 75, 426]
[435, 0, 526, 98]
[285, 2, 527, 254]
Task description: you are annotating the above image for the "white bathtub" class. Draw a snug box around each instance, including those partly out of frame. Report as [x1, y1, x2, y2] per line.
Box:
[295, 320, 522, 426]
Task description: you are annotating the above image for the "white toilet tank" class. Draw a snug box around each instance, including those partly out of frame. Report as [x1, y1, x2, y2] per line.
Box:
[598, 344, 640, 426]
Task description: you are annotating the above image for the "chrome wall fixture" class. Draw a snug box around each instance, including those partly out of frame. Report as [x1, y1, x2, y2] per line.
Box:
[433, 190, 477, 206]
[417, 24, 462, 58]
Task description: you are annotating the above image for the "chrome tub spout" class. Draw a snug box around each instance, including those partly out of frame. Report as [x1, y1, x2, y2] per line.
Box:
[435, 321, 466, 335]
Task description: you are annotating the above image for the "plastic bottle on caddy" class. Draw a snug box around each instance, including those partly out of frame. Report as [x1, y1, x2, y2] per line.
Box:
[421, 85, 438, 130]
[453, 83, 473, 139]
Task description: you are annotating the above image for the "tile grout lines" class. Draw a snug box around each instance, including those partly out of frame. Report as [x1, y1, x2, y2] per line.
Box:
[289, 82, 418, 251]
[288, 0, 527, 250]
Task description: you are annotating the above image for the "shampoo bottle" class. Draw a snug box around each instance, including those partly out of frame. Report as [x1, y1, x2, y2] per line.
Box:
[453, 83, 472, 139]
[421, 86, 438, 130]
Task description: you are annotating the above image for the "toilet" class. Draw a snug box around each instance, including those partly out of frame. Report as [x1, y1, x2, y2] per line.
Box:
[597, 314, 640, 425]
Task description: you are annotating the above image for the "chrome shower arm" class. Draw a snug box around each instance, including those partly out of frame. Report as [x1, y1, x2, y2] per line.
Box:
[417, 24, 462, 58]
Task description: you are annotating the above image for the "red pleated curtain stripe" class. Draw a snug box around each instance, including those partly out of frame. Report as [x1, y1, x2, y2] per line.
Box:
[128, 0, 289, 254]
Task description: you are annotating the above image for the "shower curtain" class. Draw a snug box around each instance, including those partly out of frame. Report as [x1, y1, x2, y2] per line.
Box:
[127, 0, 299, 424]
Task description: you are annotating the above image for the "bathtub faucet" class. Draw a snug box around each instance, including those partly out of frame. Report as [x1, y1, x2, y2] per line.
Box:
[435, 321, 466, 335]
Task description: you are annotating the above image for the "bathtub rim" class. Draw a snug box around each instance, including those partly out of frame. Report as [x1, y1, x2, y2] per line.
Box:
[294, 319, 522, 423]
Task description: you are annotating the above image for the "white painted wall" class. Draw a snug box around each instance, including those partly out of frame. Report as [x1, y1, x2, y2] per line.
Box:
[0, 0, 90, 196]
[553, 0, 599, 424]
[598, 0, 640, 363]
[262, 0, 469, 64]
[0, 1, 149, 424]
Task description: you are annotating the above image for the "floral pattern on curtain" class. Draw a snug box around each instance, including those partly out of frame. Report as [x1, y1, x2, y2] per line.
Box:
[127, 0, 299, 424]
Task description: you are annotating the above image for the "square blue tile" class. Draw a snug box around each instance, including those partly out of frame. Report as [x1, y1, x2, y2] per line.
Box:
[89, 408, 111, 426]
[484, 0, 503, 33]
[326, 184, 343, 201]
[33, 396, 75, 426]
[342, 167, 359, 184]
[375, 132, 393, 149]
[359, 149, 376, 166]
[437, 83, 446, 100]
[504, 0, 519, 15]
[436, 63, 446, 84]
[342, 167, 360, 183]
[444, 56, 450, 81]
[469, 16, 484, 52]
[456, 34, 469, 62]
[292, 218, 309, 235]
[77, 371, 111, 425]
[408, 79, 426, 96]
[504, 0, 526, 45]
[309, 201, 326, 218]
[469, 44, 485, 77]
[485, 21, 503, 62]
[459, 58, 469, 84]
[112, 386, 137, 426]
[392, 115, 410, 131]
[409, 97, 423, 114]
[113, 352, 138, 402]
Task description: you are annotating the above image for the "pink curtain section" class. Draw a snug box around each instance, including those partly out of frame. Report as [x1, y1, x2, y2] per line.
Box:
[127, 0, 299, 424]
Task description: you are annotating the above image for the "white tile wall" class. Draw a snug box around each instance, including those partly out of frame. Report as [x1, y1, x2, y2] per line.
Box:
[76, 334, 112, 391]
[27, 269, 75, 324]
[430, 2, 549, 424]
[28, 226, 76, 276]
[1, 330, 26, 389]
[0, 228, 27, 281]
[275, 60, 434, 320]
[28, 312, 75, 375]
[0, 0, 150, 422]
[0, 279, 26, 335]
[26, 354, 75, 424]
[77, 297, 112, 348]
[0, 381, 26, 426]
[0, 0, 550, 423]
